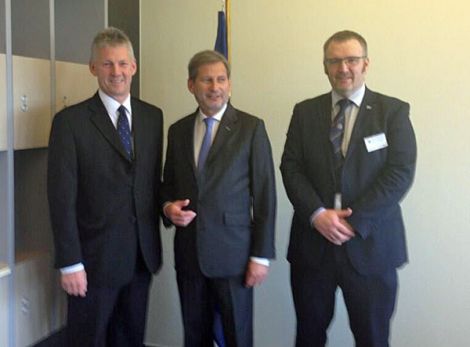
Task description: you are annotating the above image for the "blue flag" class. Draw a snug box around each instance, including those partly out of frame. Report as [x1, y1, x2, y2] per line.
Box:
[213, 9, 228, 347]
[214, 11, 228, 59]
[213, 304, 225, 347]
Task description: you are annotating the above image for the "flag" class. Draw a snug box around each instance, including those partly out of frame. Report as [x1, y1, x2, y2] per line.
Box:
[214, 10, 228, 59]
[213, 303, 225, 347]
[214, 6, 228, 346]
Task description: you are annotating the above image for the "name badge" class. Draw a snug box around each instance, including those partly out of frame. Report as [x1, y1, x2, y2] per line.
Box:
[364, 133, 388, 152]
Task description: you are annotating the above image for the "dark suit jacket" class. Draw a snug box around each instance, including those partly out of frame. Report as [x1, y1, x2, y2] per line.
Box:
[281, 88, 417, 275]
[48, 92, 163, 287]
[162, 103, 276, 278]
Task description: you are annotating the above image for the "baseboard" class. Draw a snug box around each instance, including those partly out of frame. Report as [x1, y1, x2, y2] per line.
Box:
[32, 327, 66, 347]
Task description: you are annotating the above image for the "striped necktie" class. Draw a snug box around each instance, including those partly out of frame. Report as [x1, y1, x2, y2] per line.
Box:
[330, 99, 350, 188]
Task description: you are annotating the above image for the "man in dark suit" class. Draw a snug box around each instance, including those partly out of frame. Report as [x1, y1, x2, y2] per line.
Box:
[161, 50, 276, 347]
[47, 27, 163, 347]
[280, 30, 417, 347]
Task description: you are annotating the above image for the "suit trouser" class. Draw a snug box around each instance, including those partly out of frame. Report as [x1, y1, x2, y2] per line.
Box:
[177, 272, 253, 347]
[290, 245, 398, 347]
[66, 257, 152, 347]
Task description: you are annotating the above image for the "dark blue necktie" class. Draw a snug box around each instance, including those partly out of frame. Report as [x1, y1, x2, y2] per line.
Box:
[117, 105, 132, 158]
[330, 99, 350, 189]
[197, 117, 216, 171]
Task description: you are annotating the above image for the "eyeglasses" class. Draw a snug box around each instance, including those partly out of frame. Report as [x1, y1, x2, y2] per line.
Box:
[324, 56, 367, 67]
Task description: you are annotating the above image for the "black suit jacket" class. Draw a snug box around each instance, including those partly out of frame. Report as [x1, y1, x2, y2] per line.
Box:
[281, 88, 417, 275]
[48, 92, 163, 287]
[162, 104, 276, 278]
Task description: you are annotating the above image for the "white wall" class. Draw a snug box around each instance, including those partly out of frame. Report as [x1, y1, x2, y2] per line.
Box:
[141, 1, 470, 346]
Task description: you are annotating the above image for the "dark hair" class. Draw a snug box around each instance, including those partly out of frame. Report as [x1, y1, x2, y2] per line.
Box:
[323, 30, 368, 59]
[188, 50, 230, 81]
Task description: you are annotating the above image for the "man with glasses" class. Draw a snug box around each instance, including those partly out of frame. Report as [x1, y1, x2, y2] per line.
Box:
[281, 30, 417, 346]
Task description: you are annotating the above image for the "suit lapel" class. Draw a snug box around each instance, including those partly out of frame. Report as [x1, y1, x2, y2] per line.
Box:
[205, 104, 237, 168]
[320, 93, 333, 136]
[345, 88, 376, 159]
[89, 93, 132, 162]
[318, 94, 336, 179]
[184, 111, 198, 175]
[131, 98, 146, 163]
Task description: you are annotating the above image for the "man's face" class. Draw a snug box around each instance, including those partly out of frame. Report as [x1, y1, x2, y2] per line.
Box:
[188, 62, 231, 116]
[324, 39, 369, 97]
[89, 44, 136, 103]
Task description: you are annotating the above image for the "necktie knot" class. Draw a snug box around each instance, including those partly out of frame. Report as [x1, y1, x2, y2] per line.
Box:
[337, 98, 350, 108]
[204, 116, 216, 130]
[335, 99, 350, 119]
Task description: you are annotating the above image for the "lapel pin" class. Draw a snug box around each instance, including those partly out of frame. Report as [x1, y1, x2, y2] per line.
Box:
[225, 126, 231, 131]
[366, 105, 372, 110]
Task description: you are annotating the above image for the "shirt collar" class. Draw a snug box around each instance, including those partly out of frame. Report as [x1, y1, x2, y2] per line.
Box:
[197, 103, 227, 123]
[98, 89, 132, 116]
[331, 84, 366, 108]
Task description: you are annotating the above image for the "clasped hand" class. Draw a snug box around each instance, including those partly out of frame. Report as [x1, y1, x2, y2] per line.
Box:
[313, 208, 355, 245]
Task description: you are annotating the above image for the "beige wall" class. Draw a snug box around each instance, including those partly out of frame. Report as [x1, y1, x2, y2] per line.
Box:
[141, 1, 470, 346]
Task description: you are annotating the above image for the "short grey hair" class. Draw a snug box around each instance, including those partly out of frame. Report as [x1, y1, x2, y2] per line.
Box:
[90, 27, 135, 63]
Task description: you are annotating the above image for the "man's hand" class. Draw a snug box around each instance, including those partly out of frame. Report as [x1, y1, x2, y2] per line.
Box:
[164, 199, 197, 227]
[313, 208, 355, 245]
[61, 270, 87, 297]
[245, 261, 269, 287]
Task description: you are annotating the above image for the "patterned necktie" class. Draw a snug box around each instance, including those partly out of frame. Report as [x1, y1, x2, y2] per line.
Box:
[330, 99, 350, 187]
[197, 117, 216, 171]
[117, 105, 133, 158]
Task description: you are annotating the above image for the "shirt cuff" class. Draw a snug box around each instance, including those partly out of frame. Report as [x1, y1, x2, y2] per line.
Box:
[250, 257, 270, 267]
[60, 263, 84, 274]
[310, 207, 326, 227]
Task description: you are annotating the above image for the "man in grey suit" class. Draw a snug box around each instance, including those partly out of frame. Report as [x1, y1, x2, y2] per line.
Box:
[281, 31, 417, 347]
[48, 27, 163, 346]
[162, 50, 276, 347]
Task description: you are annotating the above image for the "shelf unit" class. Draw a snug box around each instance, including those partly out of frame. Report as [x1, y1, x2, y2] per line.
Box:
[1, 1, 140, 346]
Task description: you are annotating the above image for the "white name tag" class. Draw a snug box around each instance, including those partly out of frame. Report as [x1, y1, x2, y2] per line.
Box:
[364, 133, 388, 152]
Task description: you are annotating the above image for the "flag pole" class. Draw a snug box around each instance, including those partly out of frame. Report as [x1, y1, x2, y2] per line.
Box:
[226, 0, 231, 63]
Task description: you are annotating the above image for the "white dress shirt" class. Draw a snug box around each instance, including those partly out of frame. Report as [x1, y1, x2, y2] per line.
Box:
[193, 104, 227, 166]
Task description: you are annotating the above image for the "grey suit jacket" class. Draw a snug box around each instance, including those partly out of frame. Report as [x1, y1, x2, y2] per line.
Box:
[281, 87, 417, 275]
[48, 92, 163, 287]
[162, 103, 276, 278]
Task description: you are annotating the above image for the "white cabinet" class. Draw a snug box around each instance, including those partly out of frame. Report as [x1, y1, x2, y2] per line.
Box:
[12, 56, 51, 150]
[14, 253, 65, 347]
[55, 60, 97, 112]
[0, 277, 10, 347]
